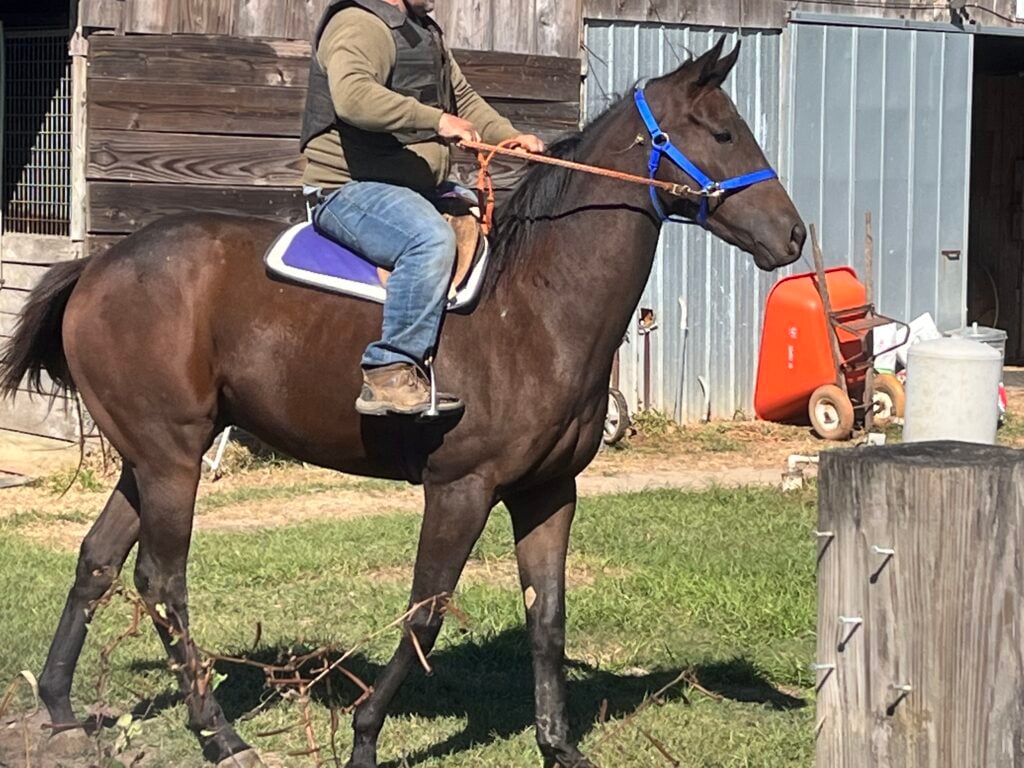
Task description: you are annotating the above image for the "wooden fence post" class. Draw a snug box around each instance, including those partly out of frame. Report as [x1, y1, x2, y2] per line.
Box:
[817, 442, 1024, 768]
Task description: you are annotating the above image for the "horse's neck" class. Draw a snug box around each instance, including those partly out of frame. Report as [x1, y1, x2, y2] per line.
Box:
[501, 174, 662, 370]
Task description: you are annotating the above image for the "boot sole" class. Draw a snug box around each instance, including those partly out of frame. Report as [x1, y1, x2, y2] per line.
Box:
[355, 398, 463, 417]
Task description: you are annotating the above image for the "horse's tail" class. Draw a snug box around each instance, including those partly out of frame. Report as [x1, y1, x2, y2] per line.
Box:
[0, 258, 89, 399]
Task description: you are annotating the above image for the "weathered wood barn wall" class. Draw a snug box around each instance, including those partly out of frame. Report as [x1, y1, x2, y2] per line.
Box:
[0, 0, 584, 441]
[79, 0, 582, 56]
[79, 0, 584, 258]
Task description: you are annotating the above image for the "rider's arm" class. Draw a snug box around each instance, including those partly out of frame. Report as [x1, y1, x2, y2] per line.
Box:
[319, 9, 445, 135]
[449, 56, 519, 146]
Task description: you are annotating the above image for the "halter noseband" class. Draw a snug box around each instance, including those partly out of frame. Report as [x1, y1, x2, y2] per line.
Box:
[633, 86, 778, 227]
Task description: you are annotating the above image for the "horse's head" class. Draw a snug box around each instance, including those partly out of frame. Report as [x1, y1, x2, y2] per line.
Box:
[641, 38, 805, 270]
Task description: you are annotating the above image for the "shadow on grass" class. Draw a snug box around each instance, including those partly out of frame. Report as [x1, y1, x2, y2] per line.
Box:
[128, 627, 804, 765]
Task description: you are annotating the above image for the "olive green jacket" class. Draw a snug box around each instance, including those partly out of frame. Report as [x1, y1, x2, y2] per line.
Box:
[301, 7, 519, 191]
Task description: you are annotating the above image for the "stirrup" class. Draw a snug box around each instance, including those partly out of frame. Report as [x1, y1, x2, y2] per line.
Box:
[427, 358, 439, 418]
[417, 357, 463, 420]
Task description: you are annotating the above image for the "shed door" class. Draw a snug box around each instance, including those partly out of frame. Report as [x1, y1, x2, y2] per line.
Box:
[785, 18, 972, 331]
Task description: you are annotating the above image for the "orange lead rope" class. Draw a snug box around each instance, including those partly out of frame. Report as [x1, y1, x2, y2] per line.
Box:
[471, 139, 519, 236]
[461, 138, 722, 235]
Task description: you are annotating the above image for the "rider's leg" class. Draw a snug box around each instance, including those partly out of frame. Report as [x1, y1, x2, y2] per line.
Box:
[313, 182, 460, 414]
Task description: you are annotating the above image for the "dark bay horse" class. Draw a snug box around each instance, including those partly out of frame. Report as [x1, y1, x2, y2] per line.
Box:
[0, 40, 804, 767]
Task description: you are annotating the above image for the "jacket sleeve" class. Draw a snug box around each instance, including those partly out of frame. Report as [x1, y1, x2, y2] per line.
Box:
[319, 9, 445, 134]
[449, 55, 520, 145]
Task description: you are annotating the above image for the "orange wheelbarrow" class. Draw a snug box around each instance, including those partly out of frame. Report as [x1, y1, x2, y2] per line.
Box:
[754, 224, 908, 440]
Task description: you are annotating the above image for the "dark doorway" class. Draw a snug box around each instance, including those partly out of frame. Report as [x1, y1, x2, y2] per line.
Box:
[967, 34, 1024, 363]
[1, 0, 73, 237]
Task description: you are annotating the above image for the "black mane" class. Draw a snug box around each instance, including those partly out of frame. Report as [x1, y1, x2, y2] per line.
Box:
[482, 96, 630, 293]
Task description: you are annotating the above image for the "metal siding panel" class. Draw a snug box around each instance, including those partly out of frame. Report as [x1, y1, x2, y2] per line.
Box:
[786, 18, 972, 337]
[879, 28, 912, 320]
[909, 30, 943, 320]
[820, 26, 854, 265]
[852, 27, 886, 288]
[790, 23, 826, 238]
[936, 32, 972, 330]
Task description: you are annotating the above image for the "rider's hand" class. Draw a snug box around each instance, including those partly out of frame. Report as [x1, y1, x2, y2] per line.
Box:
[438, 113, 481, 145]
[507, 134, 546, 154]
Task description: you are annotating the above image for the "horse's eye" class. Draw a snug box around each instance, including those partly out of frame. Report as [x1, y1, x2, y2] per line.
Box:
[714, 130, 733, 144]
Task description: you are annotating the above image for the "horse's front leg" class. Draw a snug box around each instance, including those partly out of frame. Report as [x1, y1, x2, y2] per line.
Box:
[347, 474, 495, 768]
[506, 477, 594, 768]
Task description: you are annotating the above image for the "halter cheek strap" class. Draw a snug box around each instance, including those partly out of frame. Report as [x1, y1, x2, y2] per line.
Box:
[633, 87, 778, 227]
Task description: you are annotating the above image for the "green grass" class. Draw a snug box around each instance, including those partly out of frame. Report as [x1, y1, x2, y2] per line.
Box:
[0, 486, 817, 767]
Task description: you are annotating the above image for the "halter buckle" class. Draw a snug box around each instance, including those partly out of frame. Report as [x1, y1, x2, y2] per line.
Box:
[651, 131, 670, 148]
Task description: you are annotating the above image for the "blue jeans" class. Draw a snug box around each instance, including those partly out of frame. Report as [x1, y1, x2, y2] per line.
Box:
[312, 182, 457, 369]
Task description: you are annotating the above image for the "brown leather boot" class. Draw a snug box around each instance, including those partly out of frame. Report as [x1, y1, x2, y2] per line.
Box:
[355, 363, 464, 416]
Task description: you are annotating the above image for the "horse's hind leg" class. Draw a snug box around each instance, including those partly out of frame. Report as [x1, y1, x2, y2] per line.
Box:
[130, 459, 255, 765]
[39, 467, 141, 731]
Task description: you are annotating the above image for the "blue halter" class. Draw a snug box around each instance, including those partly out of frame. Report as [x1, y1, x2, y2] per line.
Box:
[633, 86, 778, 227]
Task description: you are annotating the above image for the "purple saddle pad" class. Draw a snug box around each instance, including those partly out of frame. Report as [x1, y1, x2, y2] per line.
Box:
[279, 224, 381, 286]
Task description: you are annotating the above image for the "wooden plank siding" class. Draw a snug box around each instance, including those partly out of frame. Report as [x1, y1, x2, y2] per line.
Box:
[0, 235, 81, 441]
[87, 35, 312, 86]
[78, 0, 583, 57]
[88, 183, 307, 233]
[84, 33, 582, 238]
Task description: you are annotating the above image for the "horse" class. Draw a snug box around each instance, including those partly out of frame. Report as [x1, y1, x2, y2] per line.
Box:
[0, 38, 804, 768]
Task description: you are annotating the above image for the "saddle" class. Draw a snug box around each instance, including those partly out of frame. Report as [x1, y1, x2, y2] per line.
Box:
[264, 185, 487, 312]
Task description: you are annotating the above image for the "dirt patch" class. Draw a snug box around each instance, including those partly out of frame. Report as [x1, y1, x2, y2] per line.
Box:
[0, 711, 287, 768]
[0, 711, 146, 768]
[13, 485, 424, 551]
[578, 467, 785, 496]
[366, 557, 628, 591]
[193, 485, 422, 531]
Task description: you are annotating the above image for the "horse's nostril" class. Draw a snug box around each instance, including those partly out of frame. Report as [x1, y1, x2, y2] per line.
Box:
[790, 223, 807, 250]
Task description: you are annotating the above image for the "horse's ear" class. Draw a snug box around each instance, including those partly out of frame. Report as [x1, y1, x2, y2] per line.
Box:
[688, 36, 726, 79]
[696, 38, 741, 90]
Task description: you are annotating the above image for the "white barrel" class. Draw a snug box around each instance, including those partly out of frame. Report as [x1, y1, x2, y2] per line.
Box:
[903, 338, 1001, 444]
[946, 322, 1007, 365]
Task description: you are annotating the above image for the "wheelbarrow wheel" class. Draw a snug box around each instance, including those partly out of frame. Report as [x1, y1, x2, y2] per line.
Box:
[871, 373, 905, 427]
[809, 384, 855, 441]
[603, 388, 630, 446]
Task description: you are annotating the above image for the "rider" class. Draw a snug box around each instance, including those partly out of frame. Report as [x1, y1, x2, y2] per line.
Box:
[300, 0, 545, 416]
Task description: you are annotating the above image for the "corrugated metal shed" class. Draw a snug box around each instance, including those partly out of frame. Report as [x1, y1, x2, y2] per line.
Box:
[584, 21, 783, 421]
[784, 16, 972, 332]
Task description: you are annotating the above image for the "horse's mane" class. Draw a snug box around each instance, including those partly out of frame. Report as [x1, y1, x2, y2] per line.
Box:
[482, 95, 630, 294]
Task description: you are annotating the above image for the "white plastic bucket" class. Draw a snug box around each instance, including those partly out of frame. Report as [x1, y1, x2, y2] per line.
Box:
[903, 338, 1001, 445]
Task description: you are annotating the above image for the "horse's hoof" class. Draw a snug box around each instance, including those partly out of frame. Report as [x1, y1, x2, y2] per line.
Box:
[544, 749, 597, 768]
[48, 726, 93, 749]
[217, 748, 267, 768]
